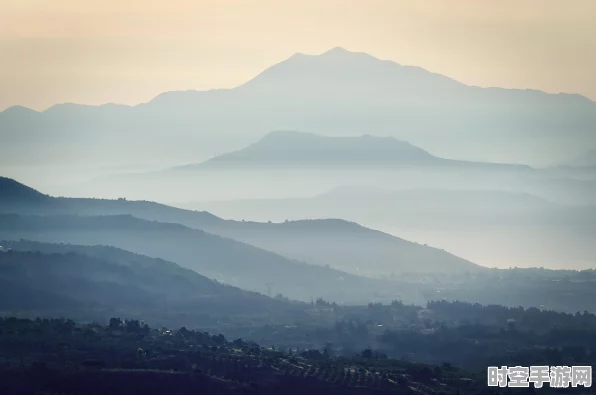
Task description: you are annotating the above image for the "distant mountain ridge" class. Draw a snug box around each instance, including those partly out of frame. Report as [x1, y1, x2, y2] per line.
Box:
[2, 47, 595, 166]
[0, 177, 483, 279]
[166, 131, 534, 173]
[230, 47, 465, 99]
[180, 131, 441, 169]
[195, 185, 595, 228]
[191, 185, 596, 270]
[8, 47, 590, 114]
[0, 176, 220, 224]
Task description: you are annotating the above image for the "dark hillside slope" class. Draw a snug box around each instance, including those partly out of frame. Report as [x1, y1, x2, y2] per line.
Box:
[0, 242, 304, 326]
[0, 177, 482, 277]
[0, 215, 417, 304]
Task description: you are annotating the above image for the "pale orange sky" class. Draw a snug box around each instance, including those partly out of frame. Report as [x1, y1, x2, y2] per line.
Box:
[1, 0, 595, 111]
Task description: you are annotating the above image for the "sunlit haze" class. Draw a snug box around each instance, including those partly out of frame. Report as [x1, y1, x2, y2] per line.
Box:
[2, 0, 595, 110]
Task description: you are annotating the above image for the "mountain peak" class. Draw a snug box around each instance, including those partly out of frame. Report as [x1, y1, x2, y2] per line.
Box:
[319, 47, 378, 60]
[321, 46, 352, 55]
[238, 46, 463, 96]
[287, 47, 366, 60]
[1, 105, 39, 116]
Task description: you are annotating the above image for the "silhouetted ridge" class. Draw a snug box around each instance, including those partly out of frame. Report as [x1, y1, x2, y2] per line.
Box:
[0, 105, 39, 115]
[232, 218, 380, 233]
[201, 131, 436, 166]
[0, 177, 49, 202]
[238, 47, 463, 95]
[0, 178, 484, 278]
[2, 47, 594, 168]
[0, 213, 426, 303]
[0, 177, 221, 225]
[0, 213, 194, 232]
[320, 46, 379, 60]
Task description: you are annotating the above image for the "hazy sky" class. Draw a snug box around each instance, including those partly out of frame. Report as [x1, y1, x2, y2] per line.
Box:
[2, 0, 595, 111]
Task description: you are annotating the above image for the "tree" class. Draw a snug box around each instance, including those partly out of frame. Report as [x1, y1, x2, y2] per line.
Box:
[125, 319, 141, 333]
[109, 318, 122, 331]
[178, 326, 190, 338]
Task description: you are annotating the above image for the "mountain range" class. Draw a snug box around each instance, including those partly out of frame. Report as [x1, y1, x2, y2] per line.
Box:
[171, 131, 532, 172]
[2, 178, 595, 313]
[2, 213, 431, 304]
[190, 185, 596, 269]
[2, 47, 595, 170]
[195, 185, 596, 229]
[0, 176, 481, 282]
[86, 131, 595, 206]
